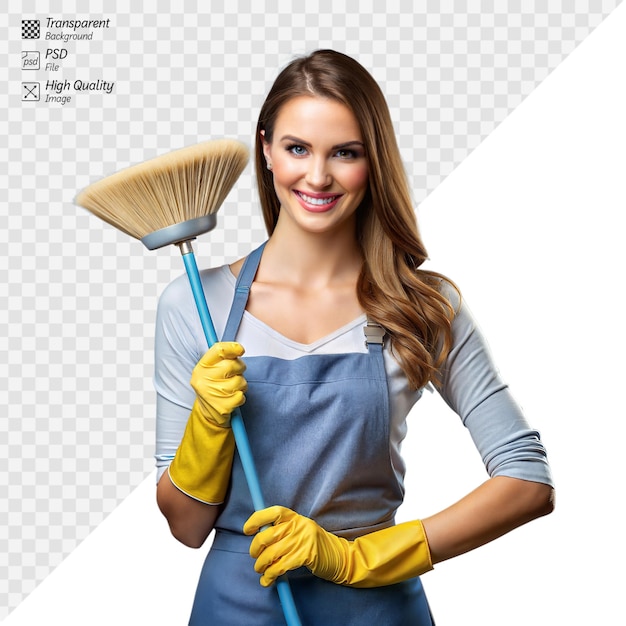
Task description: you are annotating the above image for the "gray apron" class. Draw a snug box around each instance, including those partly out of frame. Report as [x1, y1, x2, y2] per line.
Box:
[189, 243, 434, 625]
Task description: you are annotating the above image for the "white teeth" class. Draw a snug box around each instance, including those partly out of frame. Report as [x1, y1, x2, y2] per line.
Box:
[298, 192, 337, 205]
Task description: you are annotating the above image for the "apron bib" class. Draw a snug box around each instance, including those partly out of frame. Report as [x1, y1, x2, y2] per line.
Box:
[189, 243, 434, 625]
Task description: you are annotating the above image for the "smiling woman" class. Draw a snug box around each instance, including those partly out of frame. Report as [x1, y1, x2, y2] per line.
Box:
[154, 49, 554, 625]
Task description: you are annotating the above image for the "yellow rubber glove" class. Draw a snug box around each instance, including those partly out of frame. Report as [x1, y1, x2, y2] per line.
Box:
[243, 506, 433, 588]
[168, 342, 247, 505]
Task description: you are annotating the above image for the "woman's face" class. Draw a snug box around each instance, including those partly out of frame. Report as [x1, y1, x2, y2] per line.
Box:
[262, 96, 369, 237]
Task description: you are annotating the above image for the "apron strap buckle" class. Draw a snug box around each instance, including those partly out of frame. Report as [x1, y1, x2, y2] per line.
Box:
[364, 322, 386, 347]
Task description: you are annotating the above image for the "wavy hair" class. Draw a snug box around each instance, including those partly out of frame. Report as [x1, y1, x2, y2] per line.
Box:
[255, 50, 459, 389]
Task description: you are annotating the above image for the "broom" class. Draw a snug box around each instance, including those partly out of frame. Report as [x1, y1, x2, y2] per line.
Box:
[75, 139, 302, 626]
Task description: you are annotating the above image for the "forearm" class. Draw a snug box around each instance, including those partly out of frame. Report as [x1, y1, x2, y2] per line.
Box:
[422, 475, 555, 564]
[156, 470, 220, 548]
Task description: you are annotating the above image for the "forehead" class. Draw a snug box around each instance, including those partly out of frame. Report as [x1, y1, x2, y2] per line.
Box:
[272, 96, 362, 141]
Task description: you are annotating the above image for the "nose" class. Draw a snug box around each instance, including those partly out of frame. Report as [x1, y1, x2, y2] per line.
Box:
[305, 156, 332, 189]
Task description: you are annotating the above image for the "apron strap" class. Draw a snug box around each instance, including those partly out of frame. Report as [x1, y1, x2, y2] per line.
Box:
[222, 241, 266, 342]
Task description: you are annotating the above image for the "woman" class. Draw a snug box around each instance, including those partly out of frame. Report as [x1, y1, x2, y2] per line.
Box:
[154, 49, 554, 625]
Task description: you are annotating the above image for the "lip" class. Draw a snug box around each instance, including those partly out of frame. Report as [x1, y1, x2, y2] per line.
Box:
[293, 190, 343, 213]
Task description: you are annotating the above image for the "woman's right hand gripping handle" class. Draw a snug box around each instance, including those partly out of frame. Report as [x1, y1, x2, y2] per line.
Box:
[157, 342, 247, 547]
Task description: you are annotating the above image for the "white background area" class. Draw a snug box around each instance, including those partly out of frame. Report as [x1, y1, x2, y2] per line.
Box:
[4, 5, 625, 626]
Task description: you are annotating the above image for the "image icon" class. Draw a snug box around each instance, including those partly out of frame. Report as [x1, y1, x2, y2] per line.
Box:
[22, 82, 40, 101]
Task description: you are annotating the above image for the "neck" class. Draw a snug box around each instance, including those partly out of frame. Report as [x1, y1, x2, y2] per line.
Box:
[260, 219, 362, 289]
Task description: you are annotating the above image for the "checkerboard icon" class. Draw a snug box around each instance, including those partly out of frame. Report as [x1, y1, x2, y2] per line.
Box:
[22, 19, 40, 39]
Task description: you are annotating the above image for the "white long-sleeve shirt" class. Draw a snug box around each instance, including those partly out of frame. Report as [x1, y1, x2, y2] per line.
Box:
[154, 263, 553, 490]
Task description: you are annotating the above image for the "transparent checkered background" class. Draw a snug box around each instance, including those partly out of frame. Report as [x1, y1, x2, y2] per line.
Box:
[0, 0, 621, 618]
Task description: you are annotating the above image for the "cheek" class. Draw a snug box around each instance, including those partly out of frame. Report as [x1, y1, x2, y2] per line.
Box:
[344, 165, 369, 194]
[271, 155, 302, 186]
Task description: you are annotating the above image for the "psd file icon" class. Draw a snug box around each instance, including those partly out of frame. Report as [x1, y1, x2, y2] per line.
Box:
[22, 82, 40, 101]
[22, 51, 40, 70]
[22, 20, 40, 39]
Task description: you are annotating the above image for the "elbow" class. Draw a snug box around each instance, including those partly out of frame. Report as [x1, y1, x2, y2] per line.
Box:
[156, 478, 215, 549]
[537, 484, 556, 518]
[494, 476, 555, 527]
[524, 481, 556, 521]
[167, 521, 210, 549]
[158, 496, 212, 549]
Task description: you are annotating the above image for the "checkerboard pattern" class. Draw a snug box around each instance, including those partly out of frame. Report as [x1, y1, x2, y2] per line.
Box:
[21, 19, 39, 39]
[0, 1, 621, 619]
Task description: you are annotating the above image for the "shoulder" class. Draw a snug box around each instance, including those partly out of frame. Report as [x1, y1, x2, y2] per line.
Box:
[157, 271, 194, 311]
[156, 262, 240, 351]
[438, 276, 462, 312]
[157, 264, 233, 311]
[431, 276, 479, 352]
[156, 264, 233, 339]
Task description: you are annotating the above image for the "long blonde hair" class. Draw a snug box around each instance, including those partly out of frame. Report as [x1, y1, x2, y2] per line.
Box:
[255, 50, 458, 389]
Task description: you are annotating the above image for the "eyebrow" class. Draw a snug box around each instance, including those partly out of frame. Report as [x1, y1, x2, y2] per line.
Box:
[279, 135, 365, 150]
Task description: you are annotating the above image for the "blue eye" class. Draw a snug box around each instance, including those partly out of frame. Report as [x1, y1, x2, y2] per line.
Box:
[286, 144, 307, 156]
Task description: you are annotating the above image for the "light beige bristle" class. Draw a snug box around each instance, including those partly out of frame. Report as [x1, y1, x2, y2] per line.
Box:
[75, 139, 249, 240]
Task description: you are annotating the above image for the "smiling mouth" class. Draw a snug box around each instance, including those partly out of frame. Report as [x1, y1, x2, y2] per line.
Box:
[295, 191, 341, 206]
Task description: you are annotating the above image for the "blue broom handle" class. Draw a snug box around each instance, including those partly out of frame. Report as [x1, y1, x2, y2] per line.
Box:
[180, 244, 302, 626]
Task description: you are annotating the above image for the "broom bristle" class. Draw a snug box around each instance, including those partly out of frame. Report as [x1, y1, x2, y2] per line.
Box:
[75, 139, 249, 241]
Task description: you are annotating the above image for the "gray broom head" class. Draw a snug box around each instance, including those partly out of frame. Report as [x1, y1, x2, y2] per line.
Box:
[75, 139, 249, 250]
